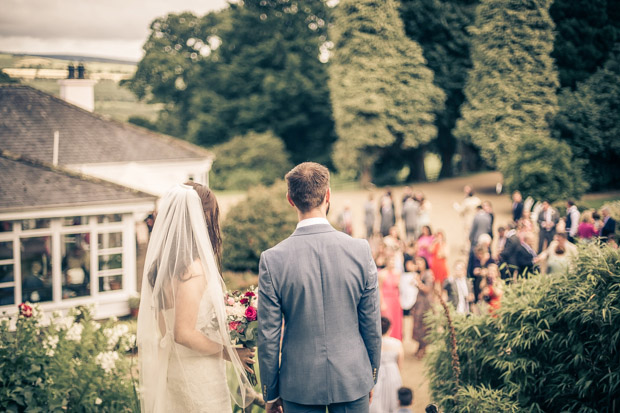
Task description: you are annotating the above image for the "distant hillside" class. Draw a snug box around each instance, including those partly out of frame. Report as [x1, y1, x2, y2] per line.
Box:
[1, 52, 137, 65]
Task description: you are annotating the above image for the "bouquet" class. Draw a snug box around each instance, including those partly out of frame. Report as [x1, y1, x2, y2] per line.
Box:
[225, 286, 258, 386]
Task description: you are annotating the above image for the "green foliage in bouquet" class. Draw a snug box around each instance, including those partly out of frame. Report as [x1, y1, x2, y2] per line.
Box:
[222, 181, 297, 273]
[210, 131, 292, 191]
[426, 243, 620, 412]
[0, 306, 138, 412]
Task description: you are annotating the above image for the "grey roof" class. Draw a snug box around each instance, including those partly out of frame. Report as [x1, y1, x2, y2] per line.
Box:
[0, 85, 212, 165]
[0, 151, 156, 212]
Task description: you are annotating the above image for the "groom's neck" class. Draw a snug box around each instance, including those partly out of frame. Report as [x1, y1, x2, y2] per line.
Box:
[297, 208, 327, 222]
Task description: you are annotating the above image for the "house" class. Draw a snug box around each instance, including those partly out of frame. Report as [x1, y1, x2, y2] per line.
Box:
[0, 151, 156, 318]
[0, 81, 217, 317]
[0, 84, 213, 196]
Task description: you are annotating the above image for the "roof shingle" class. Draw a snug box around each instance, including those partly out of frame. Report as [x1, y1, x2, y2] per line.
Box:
[0, 85, 212, 165]
[0, 151, 156, 211]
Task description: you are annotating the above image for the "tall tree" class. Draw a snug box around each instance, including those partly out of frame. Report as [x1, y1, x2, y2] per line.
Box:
[125, 1, 336, 165]
[329, 0, 444, 184]
[550, 0, 620, 89]
[400, 0, 480, 177]
[454, 0, 560, 170]
[553, 46, 620, 190]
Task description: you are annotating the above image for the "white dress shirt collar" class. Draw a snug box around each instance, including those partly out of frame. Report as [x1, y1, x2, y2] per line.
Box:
[296, 217, 330, 229]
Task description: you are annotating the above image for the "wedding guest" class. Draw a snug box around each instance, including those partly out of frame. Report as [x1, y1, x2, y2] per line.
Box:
[364, 194, 376, 239]
[430, 230, 448, 291]
[577, 211, 597, 240]
[396, 387, 414, 413]
[495, 226, 507, 260]
[401, 186, 414, 205]
[443, 260, 473, 314]
[374, 241, 388, 270]
[565, 200, 580, 243]
[480, 263, 502, 315]
[379, 256, 403, 340]
[384, 226, 405, 272]
[537, 200, 559, 253]
[453, 185, 481, 249]
[400, 257, 418, 318]
[380, 190, 396, 237]
[417, 193, 432, 235]
[471, 243, 495, 305]
[412, 256, 434, 359]
[370, 317, 404, 413]
[469, 205, 492, 248]
[416, 225, 434, 267]
[401, 197, 420, 241]
[536, 232, 577, 275]
[592, 211, 603, 233]
[337, 201, 354, 236]
[600, 206, 617, 242]
[483, 201, 495, 239]
[512, 191, 524, 222]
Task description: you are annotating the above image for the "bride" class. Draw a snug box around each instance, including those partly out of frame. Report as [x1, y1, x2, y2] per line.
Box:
[137, 183, 255, 412]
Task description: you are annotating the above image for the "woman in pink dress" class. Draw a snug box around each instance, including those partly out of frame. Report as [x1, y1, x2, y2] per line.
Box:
[379, 256, 403, 340]
[416, 225, 434, 267]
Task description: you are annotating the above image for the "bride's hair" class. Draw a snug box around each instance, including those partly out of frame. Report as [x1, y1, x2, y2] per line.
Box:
[184, 181, 222, 269]
[147, 182, 222, 288]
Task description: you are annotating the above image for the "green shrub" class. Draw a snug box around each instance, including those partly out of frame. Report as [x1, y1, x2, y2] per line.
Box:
[0, 305, 138, 412]
[222, 181, 297, 273]
[502, 135, 587, 203]
[426, 243, 620, 412]
[210, 131, 292, 191]
[454, 385, 522, 413]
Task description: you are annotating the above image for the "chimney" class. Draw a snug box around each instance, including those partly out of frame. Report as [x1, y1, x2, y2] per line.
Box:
[58, 64, 97, 112]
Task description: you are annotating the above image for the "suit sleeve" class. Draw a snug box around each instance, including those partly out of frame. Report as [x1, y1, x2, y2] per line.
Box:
[358, 243, 382, 384]
[257, 252, 282, 402]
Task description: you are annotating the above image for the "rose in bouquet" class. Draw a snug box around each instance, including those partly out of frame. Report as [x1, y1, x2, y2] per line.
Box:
[225, 286, 258, 386]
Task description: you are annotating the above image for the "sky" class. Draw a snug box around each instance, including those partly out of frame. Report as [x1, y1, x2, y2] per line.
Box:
[0, 0, 230, 62]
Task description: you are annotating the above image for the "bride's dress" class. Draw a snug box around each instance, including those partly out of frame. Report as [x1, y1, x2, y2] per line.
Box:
[163, 292, 232, 413]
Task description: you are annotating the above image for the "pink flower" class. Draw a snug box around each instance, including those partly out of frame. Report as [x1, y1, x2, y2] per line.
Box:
[240, 298, 249, 305]
[226, 297, 235, 306]
[18, 303, 33, 318]
[229, 321, 241, 331]
[244, 291, 256, 298]
[245, 306, 257, 322]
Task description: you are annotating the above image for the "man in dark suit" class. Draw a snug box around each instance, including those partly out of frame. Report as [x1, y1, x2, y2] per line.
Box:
[600, 206, 616, 242]
[258, 162, 382, 413]
[512, 191, 524, 222]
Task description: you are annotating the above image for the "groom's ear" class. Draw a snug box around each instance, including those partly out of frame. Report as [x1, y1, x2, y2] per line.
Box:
[286, 192, 296, 208]
[325, 188, 331, 204]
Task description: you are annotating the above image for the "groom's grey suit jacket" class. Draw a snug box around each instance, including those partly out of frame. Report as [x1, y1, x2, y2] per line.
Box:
[257, 223, 381, 405]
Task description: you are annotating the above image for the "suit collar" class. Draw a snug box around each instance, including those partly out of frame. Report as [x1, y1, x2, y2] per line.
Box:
[291, 223, 336, 236]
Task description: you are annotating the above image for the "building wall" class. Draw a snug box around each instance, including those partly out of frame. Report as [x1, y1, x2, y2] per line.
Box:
[0, 202, 153, 319]
[70, 158, 213, 196]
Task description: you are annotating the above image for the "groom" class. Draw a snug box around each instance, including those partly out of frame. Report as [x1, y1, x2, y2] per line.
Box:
[257, 162, 382, 413]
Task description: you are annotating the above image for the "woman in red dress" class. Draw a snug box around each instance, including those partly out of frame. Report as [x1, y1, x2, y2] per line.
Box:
[430, 230, 448, 290]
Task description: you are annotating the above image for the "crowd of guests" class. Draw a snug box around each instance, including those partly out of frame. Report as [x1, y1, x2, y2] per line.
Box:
[346, 185, 617, 413]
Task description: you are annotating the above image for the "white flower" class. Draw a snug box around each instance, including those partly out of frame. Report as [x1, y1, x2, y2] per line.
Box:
[55, 316, 74, 331]
[91, 320, 101, 330]
[104, 324, 130, 350]
[65, 323, 83, 342]
[45, 349, 55, 357]
[43, 335, 59, 350]
[95, 351, 119, 374]
[95, 398, 102, 405]
[226, 302, 247, 319]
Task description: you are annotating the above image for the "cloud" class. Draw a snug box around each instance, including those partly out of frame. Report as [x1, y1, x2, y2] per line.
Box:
[0, 0, 228, 59]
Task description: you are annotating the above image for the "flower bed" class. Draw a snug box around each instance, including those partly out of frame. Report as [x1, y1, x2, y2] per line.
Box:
[0, 304, 139, 411]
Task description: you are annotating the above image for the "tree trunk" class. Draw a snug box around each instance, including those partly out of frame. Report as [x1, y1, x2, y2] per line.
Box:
[437, 123, 456, 179]
[406, 147, 427, 182]
[458, 141, 483, 173]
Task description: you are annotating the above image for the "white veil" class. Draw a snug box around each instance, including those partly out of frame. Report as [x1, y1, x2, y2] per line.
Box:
[137, 184, 253, 412]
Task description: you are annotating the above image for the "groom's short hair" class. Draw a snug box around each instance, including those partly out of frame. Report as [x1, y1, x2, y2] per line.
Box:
[285, 162, 330, 213]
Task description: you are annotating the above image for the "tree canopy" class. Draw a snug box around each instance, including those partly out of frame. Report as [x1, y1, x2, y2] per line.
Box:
[125, 1, 336, 165]
[454, 0, 560, 170]
[328, 0, 444, 183]
[400, 0, 480, 177]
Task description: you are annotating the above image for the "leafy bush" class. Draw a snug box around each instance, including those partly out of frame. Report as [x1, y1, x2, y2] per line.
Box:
[0, 305, 138, 412]
[426, 243, 620, 412]
[502, 135, 587, 203]
[454, 385, 522, 413]
[222, 181, 297, 273]
[210, 131, 292, 191]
